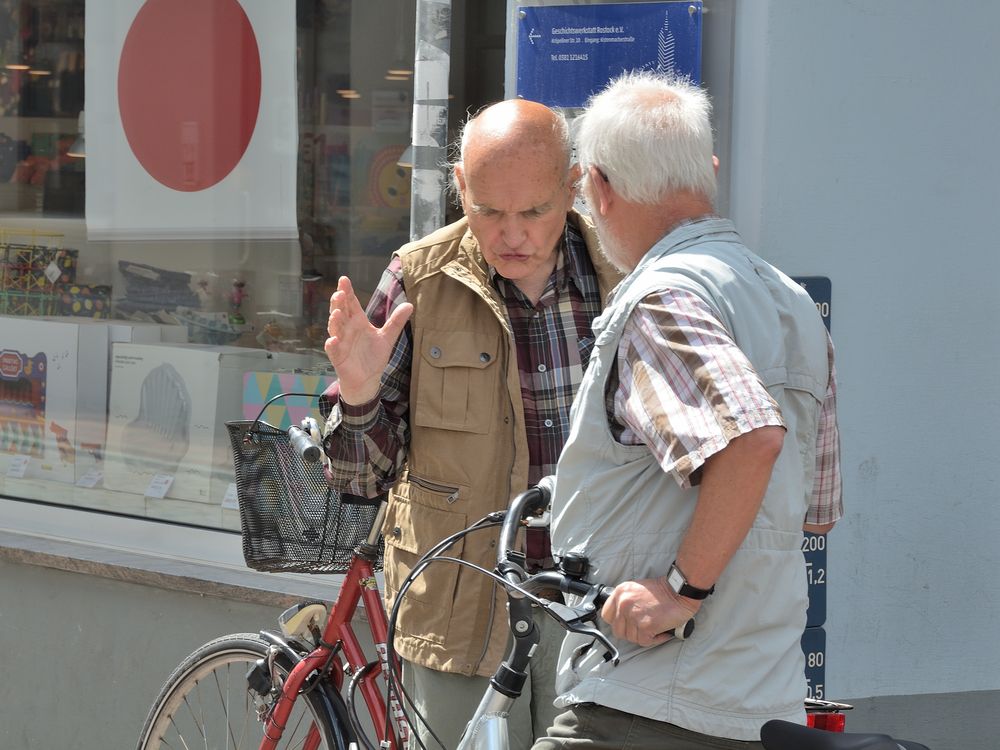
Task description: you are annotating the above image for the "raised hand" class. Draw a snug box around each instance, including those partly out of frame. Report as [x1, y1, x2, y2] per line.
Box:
[324, 276, 413, 405]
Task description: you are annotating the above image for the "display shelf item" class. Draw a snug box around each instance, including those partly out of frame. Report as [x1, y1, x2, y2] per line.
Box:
[0, 290, 57, 317]
[0, 317, 110, 483]
[121, 362, 192, 476]
[117, 260, 200, 312]
[173, 308, 247, 345]
[0, 350, 48, 459]
[54, 284, 112, 318]
[104, 343, 314, 504]
[0, 243, 78, 293]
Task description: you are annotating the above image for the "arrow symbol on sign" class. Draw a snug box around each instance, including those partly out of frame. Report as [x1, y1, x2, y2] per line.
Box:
[528, 28, 541, 45]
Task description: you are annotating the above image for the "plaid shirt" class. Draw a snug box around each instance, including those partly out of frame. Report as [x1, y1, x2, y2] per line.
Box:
[322, 222, 605, 565]
[608, 290, 843, 526]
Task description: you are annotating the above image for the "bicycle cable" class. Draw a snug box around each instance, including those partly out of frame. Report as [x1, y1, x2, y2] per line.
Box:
[245, 391, 318, 435]
[384, 513, 576, 750]
[383, 514, 505, 750]
[346, 660, 381, 750]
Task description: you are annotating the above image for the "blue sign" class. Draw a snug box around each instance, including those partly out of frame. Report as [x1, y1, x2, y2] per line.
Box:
[793, 276, 832, 332]
[801, 627, 827, 700]
[803, 532, 827, 628]
[516, 2, 703, 108]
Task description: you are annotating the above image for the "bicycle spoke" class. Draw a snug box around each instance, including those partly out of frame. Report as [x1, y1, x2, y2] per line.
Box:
[207, 663, 240, 750]
[194, 676, 209, 750]
[285, 708, 309, 749]
[138, 635, 335, 750]
[179, 688, 207, 744]
[236, 664, 256, 749]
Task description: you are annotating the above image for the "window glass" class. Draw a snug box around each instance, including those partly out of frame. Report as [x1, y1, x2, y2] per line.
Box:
[0, 0, 504, 534]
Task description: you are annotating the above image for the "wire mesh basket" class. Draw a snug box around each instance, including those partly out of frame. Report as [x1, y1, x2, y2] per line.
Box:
[226, 420, 383, 573]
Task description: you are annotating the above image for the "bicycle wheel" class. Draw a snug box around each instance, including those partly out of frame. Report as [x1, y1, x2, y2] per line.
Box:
[137, 632, 344, 750]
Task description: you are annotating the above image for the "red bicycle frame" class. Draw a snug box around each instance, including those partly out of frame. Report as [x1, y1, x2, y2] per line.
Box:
[258, 507, 409, 750]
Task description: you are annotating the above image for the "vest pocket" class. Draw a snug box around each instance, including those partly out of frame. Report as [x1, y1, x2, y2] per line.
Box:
[382, 482, 468, 645]
[412, 329, 499, 434]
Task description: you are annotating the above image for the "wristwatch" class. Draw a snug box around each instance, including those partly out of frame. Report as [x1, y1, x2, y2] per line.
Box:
[666, 561, 715, 600]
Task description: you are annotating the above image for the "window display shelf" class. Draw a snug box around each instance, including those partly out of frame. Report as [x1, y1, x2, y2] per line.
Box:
[0, 474, 243, 533]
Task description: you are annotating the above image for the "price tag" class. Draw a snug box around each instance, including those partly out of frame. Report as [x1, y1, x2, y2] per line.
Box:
[6, 454, 30, 478]
[145, 473, 174, 499]
[222, 482, 239, 510]
[76, 469, 104, 488]
[45, 260, 64, 284]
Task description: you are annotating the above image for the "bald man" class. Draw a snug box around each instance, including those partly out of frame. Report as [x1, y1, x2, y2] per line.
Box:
[321, 99, 621, 748]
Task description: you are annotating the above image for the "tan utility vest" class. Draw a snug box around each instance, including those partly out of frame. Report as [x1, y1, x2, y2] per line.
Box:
[383, 211, 620, 676]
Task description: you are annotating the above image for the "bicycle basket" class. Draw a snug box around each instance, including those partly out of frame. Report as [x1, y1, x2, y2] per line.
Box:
[226, 420, 383, 573]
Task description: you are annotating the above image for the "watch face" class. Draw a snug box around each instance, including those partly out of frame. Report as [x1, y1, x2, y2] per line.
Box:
[667, 565, 685, 594]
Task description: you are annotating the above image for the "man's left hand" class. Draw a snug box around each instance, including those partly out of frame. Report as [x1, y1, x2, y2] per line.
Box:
[600, 577, 701, 648]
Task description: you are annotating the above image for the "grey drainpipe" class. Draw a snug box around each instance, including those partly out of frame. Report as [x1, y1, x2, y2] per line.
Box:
[408, 0, 452, 240]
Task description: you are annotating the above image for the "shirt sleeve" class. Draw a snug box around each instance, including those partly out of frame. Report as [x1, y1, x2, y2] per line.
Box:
[321, 257, 412, 498]
[805, 333, 844, 525]
[614, 288, 785, 488]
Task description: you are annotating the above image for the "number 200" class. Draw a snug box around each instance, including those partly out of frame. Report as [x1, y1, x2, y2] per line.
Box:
[801, 535, 826, 552]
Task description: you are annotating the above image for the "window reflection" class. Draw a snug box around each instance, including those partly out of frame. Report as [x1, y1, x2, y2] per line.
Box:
[0, 0, 505, 532]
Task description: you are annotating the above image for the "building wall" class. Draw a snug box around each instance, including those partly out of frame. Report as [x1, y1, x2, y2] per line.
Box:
[727, 0, 1000, 718]
[0, 559, 290, 749]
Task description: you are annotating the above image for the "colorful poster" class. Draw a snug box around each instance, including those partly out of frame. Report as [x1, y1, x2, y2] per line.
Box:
[85, 0, 298, 239]
[242, 372, 336, 431]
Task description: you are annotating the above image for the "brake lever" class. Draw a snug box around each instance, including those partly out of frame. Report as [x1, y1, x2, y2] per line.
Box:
[542, 600, 621, 665]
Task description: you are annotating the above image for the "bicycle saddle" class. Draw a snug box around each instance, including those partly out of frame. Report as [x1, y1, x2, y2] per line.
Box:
[761, 720, 930, 750]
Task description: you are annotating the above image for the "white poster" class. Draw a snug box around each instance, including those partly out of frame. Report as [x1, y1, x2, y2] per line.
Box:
[85, 0, 298, 240]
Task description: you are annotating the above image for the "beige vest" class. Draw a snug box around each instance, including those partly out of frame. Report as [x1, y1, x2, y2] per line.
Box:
[384, 212, 621, 676]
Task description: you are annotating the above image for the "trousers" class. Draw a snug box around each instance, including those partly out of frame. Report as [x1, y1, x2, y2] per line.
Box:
[402, 607, 562, 750]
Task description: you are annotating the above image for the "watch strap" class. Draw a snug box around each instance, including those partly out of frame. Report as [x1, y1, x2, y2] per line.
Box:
[666, 561, 715, 600]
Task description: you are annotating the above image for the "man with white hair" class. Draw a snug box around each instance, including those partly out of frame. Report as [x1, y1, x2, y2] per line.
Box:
[533, 72, 842, 749]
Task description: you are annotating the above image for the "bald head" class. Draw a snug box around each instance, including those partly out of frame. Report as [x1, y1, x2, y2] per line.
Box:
[449, 99, 580, 302]
[452, 99, 573, 193]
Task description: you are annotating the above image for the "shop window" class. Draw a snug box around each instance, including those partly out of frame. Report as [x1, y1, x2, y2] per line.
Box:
[0, 0, 503, 548]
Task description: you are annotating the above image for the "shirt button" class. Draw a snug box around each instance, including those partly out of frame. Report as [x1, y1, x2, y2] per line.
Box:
[544, 419, 554, 428]
[392, 526, 402, 537]
[429, 346, 441, 359]
[537, 364, 547, 373]
[480, 352, 491, 363]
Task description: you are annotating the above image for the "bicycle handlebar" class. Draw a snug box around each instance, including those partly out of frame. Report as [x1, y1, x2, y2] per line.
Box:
[288, 425, 321, 463]
[497, 474, 554, 573]
[287, 417, 323, 464]
[497, 482, 696, 656]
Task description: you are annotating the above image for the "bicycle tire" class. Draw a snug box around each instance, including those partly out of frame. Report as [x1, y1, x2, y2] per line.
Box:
[136, 632, 348, 750]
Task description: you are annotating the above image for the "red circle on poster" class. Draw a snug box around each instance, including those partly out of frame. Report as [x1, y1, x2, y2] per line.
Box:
[118, 0, 262, 192]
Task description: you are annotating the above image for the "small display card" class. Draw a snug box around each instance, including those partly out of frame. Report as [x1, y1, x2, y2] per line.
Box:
[145, 473, 175, 499]
[6, 455, 30, 479]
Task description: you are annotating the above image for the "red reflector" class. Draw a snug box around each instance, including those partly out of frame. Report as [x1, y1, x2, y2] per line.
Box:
[808, 713, 846, 732]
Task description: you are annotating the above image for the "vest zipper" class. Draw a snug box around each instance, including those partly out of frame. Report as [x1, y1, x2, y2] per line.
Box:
[407, 474, 459, 504]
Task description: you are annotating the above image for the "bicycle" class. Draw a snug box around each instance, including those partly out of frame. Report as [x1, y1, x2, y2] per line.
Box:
[136, 399, 930, 750]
